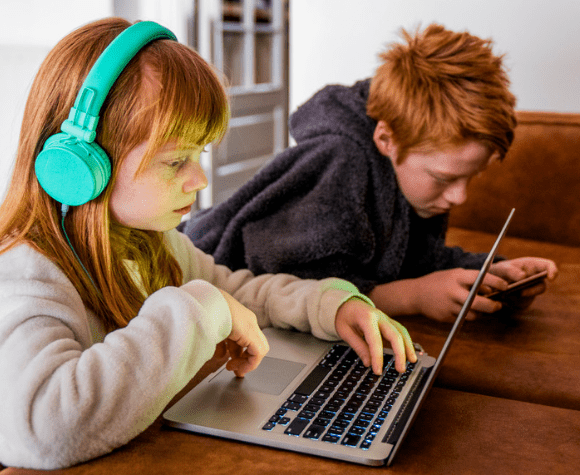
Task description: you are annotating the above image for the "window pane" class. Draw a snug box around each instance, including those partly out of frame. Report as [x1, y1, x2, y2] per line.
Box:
[255, 32, 272, 84]
[223, 31, 244, 86]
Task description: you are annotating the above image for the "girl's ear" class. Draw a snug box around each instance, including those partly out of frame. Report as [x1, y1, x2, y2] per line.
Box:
[373, 120, 399, 161]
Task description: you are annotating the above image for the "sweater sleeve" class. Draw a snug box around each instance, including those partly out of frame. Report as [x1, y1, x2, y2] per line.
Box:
[437, 245, 492, 270]
[238, 136, 378, 286]
[169, 230, 374, 342]
[0, 244, 231, 469]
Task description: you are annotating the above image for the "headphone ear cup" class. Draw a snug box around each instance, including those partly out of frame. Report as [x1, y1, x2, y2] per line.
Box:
[35, 133, 112, 206]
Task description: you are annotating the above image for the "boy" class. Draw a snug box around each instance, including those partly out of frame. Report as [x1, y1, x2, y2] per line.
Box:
[180, 23, 557, 323]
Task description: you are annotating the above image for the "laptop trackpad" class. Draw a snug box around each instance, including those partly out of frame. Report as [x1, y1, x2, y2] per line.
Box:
[211, 357, 306, 396]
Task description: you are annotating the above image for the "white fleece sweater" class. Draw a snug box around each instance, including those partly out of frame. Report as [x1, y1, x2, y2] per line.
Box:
[0, 229, 367, 469]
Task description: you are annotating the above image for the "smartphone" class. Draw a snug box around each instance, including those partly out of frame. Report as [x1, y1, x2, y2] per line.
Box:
[487, 270, 548, 301]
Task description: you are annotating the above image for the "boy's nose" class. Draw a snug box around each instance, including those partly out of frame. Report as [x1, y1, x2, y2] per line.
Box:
[444, 181, 468, 206]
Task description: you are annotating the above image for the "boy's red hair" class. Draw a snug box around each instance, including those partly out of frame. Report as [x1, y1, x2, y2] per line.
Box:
[367, 23, 517, 162]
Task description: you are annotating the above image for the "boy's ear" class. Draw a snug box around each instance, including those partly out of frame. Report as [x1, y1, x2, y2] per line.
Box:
[373, 120, 398, 160]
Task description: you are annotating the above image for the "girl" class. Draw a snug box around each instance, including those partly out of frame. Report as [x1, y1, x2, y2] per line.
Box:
[0, 18, 416, 469]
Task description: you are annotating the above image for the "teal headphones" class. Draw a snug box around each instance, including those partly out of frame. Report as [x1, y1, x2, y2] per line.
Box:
[35, 21, 177, 206]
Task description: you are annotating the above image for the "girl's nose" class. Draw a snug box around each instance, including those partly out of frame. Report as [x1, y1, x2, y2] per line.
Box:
[183, 162, 208, 194]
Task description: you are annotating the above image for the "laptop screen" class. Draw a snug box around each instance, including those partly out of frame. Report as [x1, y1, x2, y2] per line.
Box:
[386, 207, 515, 464]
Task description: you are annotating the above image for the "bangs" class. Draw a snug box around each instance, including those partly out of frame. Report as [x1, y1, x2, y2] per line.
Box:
[131, 41, 230, 173]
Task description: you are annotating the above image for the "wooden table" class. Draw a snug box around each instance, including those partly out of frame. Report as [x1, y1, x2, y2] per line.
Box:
[2, 386, 579, 475]
[2, 230, 579, 474]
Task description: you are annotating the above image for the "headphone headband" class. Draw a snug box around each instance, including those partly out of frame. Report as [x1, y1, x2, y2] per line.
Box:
[63, 21, 177, 142]
[35, 20, 177, 206]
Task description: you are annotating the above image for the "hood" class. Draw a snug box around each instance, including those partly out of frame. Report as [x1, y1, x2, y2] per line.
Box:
[289, 79, 377, 147]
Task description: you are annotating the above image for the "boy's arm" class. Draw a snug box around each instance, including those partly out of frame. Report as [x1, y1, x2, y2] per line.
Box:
[236, 136, 379, 289]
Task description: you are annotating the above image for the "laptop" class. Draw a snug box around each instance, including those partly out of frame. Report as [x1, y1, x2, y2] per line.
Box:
[163, 209, 515, 466]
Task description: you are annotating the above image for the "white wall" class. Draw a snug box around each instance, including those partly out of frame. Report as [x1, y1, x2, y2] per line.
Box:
[0, 0, 115, 202]
[0, 0, 191, 202]
[3, 1, 579, 201]
[289, 0, 580, 114]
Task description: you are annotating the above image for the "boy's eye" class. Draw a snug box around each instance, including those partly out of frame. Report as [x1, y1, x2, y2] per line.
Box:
[433, 174, 455, 184]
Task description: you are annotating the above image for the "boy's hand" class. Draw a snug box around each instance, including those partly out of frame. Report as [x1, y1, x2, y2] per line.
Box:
[335, 298, 417, 374]
[413, 268, 509, 322]
[487, 257, 558, 308]
[217, 290, 270, 378]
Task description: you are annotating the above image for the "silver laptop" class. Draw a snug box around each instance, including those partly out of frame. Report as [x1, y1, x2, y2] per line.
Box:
[163, 209, 515, 466]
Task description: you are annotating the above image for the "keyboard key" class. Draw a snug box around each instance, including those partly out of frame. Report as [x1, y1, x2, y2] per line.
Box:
[337, 411, 355, 421]
[364, 373, 380, 384]
[293, 365, 331, 396]
[342, 434, 361, 447]
[356, 385, 372, 395]
[353, 417, 371, 428]
[322, 434, 340, 443]
[282, 401, 302, 411]
[360, 439, 372, 450]
[298, 410, 316, 420]
[361, 404, 379, 415]
[349, 394, 366, 405]
[304, 403, 322, 412]
[349, 426, 365, 436]
[331, 419, 350, 429]
[313, 417, 331, 427]
[328, 424, 346, 435]
[323, 403, 341, 413]
[314, 390, 331, 399]
[303, 424, 326, 440]
[358, 412, 373, 421]
[378, 409, 390, 419]
[369, 423, 382, 434]
[319, 410, 335, 420]
[288, 393, 308, 404]
[285, 417, 310, 436]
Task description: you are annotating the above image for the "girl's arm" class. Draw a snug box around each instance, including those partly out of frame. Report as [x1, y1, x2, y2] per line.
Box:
[171, 230, 416, 373]
[0, 244, 232, 469]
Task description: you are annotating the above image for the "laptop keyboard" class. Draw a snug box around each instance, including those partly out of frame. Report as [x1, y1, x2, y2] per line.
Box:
[262, 344, 416, 450]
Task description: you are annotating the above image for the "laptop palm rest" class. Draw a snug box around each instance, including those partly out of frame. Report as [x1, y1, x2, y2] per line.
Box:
[210, 357, 306, 396]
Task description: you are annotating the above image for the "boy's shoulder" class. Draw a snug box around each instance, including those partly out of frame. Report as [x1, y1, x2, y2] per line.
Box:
[291, 79, 374, 144]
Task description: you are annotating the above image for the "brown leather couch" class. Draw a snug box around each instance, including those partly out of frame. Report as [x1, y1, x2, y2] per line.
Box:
[394, 110, 580, 468]
[431, 110, 580, 409]
[2, 111, 579, 474]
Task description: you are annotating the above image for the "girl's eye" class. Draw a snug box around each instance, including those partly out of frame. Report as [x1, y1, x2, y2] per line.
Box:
[167, 158, 187, 169]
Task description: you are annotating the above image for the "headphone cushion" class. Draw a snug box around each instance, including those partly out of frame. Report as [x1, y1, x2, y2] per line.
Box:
[35, 133, 112, 206]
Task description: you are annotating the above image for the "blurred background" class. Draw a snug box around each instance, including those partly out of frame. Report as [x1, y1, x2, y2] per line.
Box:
[1, 0, 579, 207]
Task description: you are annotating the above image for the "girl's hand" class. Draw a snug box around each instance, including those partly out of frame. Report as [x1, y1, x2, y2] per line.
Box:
[335, 298, 417, 374]
[217, 290, 270, 378]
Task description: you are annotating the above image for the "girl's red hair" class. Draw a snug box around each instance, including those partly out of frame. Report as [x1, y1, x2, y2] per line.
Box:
[0, 17, 229, 330]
